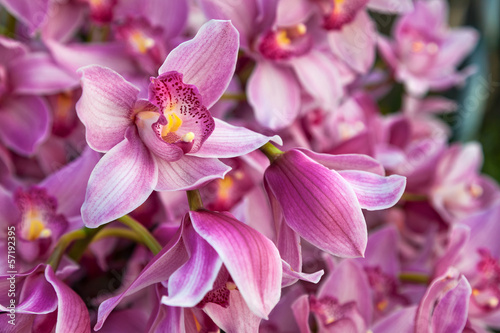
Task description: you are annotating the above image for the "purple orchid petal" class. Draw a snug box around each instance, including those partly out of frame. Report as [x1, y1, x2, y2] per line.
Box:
[367, 0, 413, 13]
[192, 118, 282, 158]
[248, 61, 301, 130]
[359, 226, 400, 277]
[143, 0, 188, 39]
[77, 65, 138, 152]
[148, 304, 186, 333]
[277, 220, 302, 287]
[0, 265, 57, 314]
[372, 305, 417, 333]
[190, 210, 282, 318]
[0, 95, 49, 156]
[98, 309, 148, 333]
[435, 28, 479, 69]
[297, 148, 385, 175]
[328, 10, 376, 74]
[0, 35, 28, 65]
[338, 170, 406, 210]
[155, 155, 230, 191]
[95, 225, 188, 330]
[198, 0, 258, 49]
[377, 35, 398, 69]
[264, 149, 367, 258]
[47, 40, 137, 76]
[282, 260, 324, 287]
[431, 275, 471, 333]
[434, 225, 470, 278]
[276, 0, 314, 26]
[318, 260, 373, 325]
[204, 289, 263, 332]
[291, 295, 312, 333]
[41, 2, 86, 43]
[0, 313, 34, 332]
[289, 50, 343, 111]
[9, 53, 78, 95]
[159, 20, 239, 109]
[0, 0, 49, 34]
[45, 266, 90, 333]
[40, 147, 101, 218]
[82, 127, 158, 228]
[161, 220, 223, 307]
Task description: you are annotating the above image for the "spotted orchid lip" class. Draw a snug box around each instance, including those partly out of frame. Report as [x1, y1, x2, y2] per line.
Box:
[321, 0, 369, 30]
[147, 71, 215, 155]
[258, 25, 313, 61]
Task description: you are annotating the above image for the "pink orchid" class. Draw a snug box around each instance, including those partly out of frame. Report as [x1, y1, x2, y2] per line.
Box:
[76, 20, 281, 228]
[378, 0, 479, 96]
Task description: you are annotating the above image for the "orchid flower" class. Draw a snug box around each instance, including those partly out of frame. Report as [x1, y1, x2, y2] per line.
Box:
[76, 20, 281, 228]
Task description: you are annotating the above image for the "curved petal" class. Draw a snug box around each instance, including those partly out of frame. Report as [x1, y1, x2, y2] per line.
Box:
[291, 295, 312, 333]
[144, 0, 188, 39]
[159, 20, 240, 109]
[328, 10, 376, 74]
[82, 128, 158, 228]
[0, 95, 49, 156]
[161, 221, 222, 307]
[432, 276, 471, 333]
[77, 65, 138, 153]
[204, 290, 263, 333]
[0, 0, 49, 34]
[297, 148, 385, 175]
[265, 150, 368, 257]
[45, 266, 91, 333]
[40, 148, 101, 218]
[338, 170, 406, 210]
[192, 118, 282, 158]
[282, 260, 324, 287]
[248, 61, 300, 130]
[372, 305, 417, 333]
[155, 155, 230, 191]
[190, 210, 282, 319]
[9, 53, 78, 95]
[289, 50, 343, 111]
[95, 225, 188, 330]
[0, 36, 27, 65]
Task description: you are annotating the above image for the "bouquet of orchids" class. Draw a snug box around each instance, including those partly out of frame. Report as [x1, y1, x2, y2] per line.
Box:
[1, 0, 498, 332]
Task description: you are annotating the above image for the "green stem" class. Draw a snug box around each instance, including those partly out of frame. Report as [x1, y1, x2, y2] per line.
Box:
[220, 93, 247, 101]
[259, 142, 284, 163]
[399, 272, 430, 285]
[67, 226, 105, 262]
[117, 215, 162, 255]
[92, 228, 143, 244]
[186, 190, 204, 211]
[400, 193, 428, 202]
[47, 229, 89, 269]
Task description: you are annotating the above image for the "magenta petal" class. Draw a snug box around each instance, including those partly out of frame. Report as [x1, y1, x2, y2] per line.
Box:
[289, 50, 343, 111]
[328, 10, 376, 73]
[204, 290, 263, 332]
[45, 266, 90, 333]
[0, 0, 49, 34]
[161, 220, 223, 307]
[338, 170, 406, 210]
[0, 36, 27, 64]
[0, 95, 49, 156]
[9, 53, 78, 95]
[297, 148, 385, 175]
[265, 150, 368, 257]
[159, 20, 239, 108]
[291, 295, 312, 333]
[155, 155, 230, 191]
[95, 226, 188, 330]
[190, 210, 282, 318]
[372, 305, 417, 333]
[40, 148, 101, 218]
[192, 118, 282, 158]
[431, 276, 471, 333]
[248, 61, 300, 129]
[77, 65, 138, 152]
[82, 128, 158, 228]
[282, 260, 324, 287]
[0, 265, 57, 314]
[360, 226, 400, 276]
[318, 260, 372, 325]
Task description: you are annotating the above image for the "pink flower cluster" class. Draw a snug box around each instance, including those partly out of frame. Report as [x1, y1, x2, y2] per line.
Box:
[0, 0, 496, 332]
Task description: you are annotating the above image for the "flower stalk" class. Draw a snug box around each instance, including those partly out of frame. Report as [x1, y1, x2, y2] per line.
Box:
[259, 142, 284, 163]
